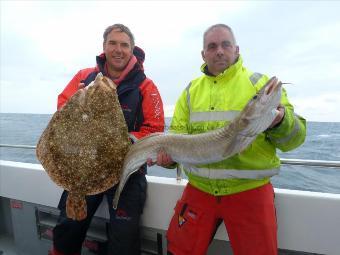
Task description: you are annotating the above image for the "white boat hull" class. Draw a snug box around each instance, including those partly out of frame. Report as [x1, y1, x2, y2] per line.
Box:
[1, 160, 340, 254]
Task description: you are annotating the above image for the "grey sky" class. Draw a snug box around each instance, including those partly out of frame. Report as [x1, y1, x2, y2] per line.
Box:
[1, 1, 340, 121]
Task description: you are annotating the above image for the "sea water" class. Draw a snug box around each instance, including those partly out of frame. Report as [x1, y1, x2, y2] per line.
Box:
[1, 113, 339, 194]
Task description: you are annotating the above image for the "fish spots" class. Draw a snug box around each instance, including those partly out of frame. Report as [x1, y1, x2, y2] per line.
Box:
[36, 73, 130, 220]
[82, 113, 89, 121]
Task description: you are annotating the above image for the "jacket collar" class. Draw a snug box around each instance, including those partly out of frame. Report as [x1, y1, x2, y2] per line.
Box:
[104, 56, 137, 85]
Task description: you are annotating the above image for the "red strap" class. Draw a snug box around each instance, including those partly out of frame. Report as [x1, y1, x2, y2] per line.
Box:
[49, 247, 80, 255]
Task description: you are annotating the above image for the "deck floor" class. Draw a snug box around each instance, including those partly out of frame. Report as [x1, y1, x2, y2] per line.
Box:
[0, 234, 156, 255]
[0, 234, 323, 255]
[0, 235, 17, 255]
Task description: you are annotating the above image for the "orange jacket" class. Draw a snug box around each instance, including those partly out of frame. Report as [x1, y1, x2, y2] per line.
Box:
[57, 47, 164, 139]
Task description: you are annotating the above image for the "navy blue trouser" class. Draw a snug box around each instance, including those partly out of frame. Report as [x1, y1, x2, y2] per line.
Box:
[53, 171, 147, 255]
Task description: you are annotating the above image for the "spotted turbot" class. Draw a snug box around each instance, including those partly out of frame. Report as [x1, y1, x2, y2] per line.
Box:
[36, 73, 130, 220]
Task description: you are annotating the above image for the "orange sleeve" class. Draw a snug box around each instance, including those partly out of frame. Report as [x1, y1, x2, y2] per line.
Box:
[57, 71, 84, 110]
[130, 78, 165, 139]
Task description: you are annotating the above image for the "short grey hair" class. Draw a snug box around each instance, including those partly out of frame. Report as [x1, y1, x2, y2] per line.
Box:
[203, 24, 237, 48]
[103, 24, 135, 48]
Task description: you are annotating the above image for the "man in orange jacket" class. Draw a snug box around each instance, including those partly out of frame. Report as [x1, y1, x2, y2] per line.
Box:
[51, 24, 164, 255]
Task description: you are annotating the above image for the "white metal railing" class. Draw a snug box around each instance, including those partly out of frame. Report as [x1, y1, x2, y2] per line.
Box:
[1, 144, 340, 169]
[0, 144, 36, 149]
[280, 158, 340, 168]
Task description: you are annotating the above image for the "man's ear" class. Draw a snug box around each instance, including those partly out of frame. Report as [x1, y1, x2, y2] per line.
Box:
[201, 50, 206, 62]
[235, 45, 240, 55]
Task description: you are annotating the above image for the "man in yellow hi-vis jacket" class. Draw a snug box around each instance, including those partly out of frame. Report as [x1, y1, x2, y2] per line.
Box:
[148, 24, 306, 255]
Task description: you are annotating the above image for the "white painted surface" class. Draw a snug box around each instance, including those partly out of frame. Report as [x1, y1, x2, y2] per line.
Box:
[1, 160, 340, 254]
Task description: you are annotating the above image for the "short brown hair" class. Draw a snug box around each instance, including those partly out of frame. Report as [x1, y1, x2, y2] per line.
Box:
[103, 24, 135, 48]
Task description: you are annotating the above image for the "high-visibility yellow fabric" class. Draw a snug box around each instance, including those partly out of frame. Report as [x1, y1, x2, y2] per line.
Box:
[170, 56, 306, 196]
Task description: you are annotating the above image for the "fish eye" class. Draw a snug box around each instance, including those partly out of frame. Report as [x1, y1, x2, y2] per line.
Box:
[252, 95, 258, 100]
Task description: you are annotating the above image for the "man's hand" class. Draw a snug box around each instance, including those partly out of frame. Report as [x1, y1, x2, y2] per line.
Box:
[269, 104, 285, 128]
[80, 80, 96, 90]
[78, 82, 85, 90]
[147, 149, 174, 167]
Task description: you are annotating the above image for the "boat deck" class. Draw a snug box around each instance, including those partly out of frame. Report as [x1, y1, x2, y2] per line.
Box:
[0, 235, 16, 255]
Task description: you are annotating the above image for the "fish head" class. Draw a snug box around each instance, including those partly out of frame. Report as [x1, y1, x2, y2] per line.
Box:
[78, 73, 121, 116]
[88, 73, 117, 92]
[238, 76, 282, 136]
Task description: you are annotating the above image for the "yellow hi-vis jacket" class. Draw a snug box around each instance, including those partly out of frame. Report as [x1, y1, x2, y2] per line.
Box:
[170, 56, 306, 196]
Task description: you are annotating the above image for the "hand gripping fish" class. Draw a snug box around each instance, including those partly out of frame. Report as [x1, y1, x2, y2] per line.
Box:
[113, 77, 282, 209]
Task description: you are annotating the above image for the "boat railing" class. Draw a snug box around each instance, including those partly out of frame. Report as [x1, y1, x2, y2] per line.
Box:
[0, 144, 36, 149]
[1, 143, 340, 169]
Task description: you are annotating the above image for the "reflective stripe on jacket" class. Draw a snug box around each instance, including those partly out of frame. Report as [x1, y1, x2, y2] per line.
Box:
[170, 56, 306, 196]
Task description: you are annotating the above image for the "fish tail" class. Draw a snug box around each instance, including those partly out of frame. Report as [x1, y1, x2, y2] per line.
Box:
[112, 190, 120, 209]
[66, 192, 87, 221]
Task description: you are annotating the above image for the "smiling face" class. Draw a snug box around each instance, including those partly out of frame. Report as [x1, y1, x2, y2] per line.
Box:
[103, 29, 133, 77]
[201, 26, 239, 76]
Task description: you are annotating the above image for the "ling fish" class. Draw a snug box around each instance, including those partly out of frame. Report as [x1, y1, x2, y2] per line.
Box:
[113, 76, 282, 209]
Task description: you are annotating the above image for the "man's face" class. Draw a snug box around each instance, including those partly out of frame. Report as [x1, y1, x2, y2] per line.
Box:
[201, 27, 239, 76]
[103, 29, 133, 72]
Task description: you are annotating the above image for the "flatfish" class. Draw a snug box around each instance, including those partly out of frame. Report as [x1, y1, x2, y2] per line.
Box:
[37, 73, 130, 220]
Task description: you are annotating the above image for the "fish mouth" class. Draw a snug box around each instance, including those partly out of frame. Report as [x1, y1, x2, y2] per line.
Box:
[265, 77, 279, 95]
[260, 77, 281, 104]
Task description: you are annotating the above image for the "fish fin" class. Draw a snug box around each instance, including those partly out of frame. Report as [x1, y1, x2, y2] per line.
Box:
[222, 135, 252, 158]
[112, 167, 140, 209]
[66, 192, 87, 221]
[222, 138, 239, 158]
[112, 192, 120, 210]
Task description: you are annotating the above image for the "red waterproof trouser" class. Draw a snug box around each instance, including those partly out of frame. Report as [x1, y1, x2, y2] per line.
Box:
[49, 247, 80, 255]
[167, 183, 278, 255]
